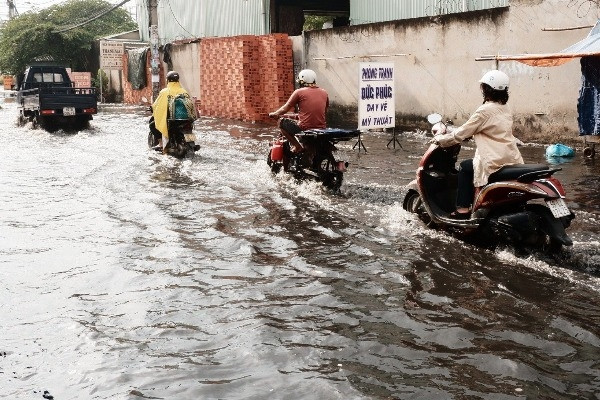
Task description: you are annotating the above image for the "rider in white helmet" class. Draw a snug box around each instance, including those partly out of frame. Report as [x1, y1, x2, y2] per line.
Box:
[431, 69, 523, 219]
[269, 69, 329, 154]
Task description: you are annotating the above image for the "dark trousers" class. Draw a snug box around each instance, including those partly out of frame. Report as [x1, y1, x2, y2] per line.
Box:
[456, 159, 475, 208]
[279, 118, 302, 135]
[457, 159, 502, 208]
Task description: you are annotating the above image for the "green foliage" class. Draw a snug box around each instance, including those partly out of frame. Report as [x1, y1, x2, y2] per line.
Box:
[0, 0, 136, 75]
[303, 15, 332, 31]
[92, 68, 108, 92]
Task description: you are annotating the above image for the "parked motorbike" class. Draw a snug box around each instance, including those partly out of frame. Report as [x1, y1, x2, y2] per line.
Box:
[267, 121, 360, 191]
[148, 116, 199, 158]
[403, 113, 575, 252]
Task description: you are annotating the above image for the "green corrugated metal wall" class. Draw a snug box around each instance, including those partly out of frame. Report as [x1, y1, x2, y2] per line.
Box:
[350, 0, 510, 25]
[135, 0, 510, 42]
[136, 0, 270, 43]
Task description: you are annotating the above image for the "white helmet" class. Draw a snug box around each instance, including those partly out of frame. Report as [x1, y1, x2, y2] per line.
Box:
[297, 69, 317, 85]
[479, 70, 509, 91]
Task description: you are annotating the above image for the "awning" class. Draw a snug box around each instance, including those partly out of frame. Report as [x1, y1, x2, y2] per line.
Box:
[476, 20, 600, 67]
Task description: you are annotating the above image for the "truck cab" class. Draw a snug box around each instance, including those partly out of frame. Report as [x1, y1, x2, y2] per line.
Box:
[18, 65, 72, 91]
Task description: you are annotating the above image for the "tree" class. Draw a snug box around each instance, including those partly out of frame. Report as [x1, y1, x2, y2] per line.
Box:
[304, 16, 332, 31]
[0, 0, 136, 75]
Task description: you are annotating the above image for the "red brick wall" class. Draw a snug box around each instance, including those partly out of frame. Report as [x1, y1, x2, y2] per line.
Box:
[122, 50, 165, 104]
[121, 34, 294, 121]
[200, 34, 294, 123]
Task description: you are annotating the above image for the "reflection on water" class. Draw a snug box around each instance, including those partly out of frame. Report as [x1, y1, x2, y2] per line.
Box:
[0, 104, 599, 399]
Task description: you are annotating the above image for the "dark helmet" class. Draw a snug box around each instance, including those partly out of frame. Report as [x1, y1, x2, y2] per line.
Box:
[166, 71, 180, 82]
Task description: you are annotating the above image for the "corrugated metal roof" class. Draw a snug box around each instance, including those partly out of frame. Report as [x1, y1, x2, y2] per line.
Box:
[350, 0, 510, 25]
[136, 0, 270, 44]
[135, 0, 150, 41]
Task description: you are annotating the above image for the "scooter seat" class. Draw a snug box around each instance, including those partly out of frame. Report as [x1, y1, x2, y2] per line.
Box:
[488, 164, 552, 183]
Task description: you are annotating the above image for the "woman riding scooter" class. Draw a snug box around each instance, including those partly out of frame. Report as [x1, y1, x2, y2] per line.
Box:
[431, 70, 523, 219]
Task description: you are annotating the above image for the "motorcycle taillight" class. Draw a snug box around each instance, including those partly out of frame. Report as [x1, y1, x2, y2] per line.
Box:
[544, 177, 566, 196]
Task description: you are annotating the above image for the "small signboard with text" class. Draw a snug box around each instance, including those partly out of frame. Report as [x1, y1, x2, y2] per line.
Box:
[358, 62, 395, 130]
[69, 72, 92, 88]
[100, 40, 124, 70]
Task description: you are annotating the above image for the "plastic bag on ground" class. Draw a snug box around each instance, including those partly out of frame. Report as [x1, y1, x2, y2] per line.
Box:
[545, 143, 575, 158]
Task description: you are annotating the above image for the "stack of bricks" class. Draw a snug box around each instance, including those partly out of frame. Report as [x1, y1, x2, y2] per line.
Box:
[201, 36, 260, 121]
[200, 33, 294, 123]
[256, 34, 294, 122]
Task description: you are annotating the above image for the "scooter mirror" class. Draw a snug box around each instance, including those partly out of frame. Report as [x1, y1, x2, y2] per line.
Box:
[427, 113, 442, 124]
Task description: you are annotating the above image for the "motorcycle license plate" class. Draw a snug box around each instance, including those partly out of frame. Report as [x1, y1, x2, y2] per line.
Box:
[546, 198, 570, 218]
[184, 133, 196, 142]
[63, 107, 75, 116]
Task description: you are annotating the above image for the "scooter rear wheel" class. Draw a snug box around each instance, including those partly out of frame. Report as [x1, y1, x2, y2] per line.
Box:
[322, 171, 343, 191]
[526, 204, 571, 253]
[317, 158, 343, 190]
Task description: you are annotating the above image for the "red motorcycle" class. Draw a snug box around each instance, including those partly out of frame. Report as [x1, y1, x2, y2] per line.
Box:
[403, 114, 575, 251]
[267, 118, 360, 191]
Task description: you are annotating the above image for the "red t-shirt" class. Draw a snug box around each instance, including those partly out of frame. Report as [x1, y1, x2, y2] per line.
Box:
[283, 86, 329, 130]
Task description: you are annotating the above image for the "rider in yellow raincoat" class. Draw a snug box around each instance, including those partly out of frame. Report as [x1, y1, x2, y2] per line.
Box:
[152, 71, 189, 150]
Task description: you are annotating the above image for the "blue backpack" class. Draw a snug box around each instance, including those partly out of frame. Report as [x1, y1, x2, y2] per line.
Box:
[169, 93, 197, 120]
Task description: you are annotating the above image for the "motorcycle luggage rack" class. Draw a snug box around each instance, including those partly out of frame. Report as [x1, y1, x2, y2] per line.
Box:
[168, 118, 193, 126]
[298, 128, 366, 153]
[300, 128, 361, 142]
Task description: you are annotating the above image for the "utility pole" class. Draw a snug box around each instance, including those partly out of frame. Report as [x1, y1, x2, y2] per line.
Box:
[6, 0, 18, 19]
[149, 0, 160, 100]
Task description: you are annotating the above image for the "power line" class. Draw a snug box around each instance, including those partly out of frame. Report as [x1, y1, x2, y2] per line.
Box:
[52, 0, 133, 33]
[165, 0, 196, 38]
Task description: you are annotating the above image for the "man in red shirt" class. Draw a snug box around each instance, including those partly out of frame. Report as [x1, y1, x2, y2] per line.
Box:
[269, 69, 329, 153]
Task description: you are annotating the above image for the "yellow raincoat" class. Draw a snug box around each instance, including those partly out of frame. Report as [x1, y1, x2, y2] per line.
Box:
[152, 81, 188, 140]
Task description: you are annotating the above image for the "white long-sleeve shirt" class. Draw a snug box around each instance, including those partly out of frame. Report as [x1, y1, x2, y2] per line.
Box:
[435, 101, 524, 187]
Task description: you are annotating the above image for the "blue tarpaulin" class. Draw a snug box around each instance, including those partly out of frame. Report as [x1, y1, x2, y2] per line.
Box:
[577, 56, 600, 136]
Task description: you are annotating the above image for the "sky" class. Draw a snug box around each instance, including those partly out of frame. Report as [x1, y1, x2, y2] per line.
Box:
[0, 0, 136, 21]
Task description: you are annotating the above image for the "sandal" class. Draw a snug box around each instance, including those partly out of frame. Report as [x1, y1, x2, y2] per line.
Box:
[449, 210, 470, 220]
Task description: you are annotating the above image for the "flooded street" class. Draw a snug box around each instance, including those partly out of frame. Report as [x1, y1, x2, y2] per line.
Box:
[1, 102, 600, 399]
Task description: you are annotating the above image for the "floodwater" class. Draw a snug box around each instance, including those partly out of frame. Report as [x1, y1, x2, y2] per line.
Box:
[1, 101, 599, 400]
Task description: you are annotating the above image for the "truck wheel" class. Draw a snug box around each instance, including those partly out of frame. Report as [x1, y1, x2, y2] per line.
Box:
[74, 117, 90, 131]
[39, 116, 58, 132]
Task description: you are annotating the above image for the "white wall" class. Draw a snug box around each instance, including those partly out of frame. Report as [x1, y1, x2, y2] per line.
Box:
[169, 42, 202, 100]
[302, 0, 600, 136]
